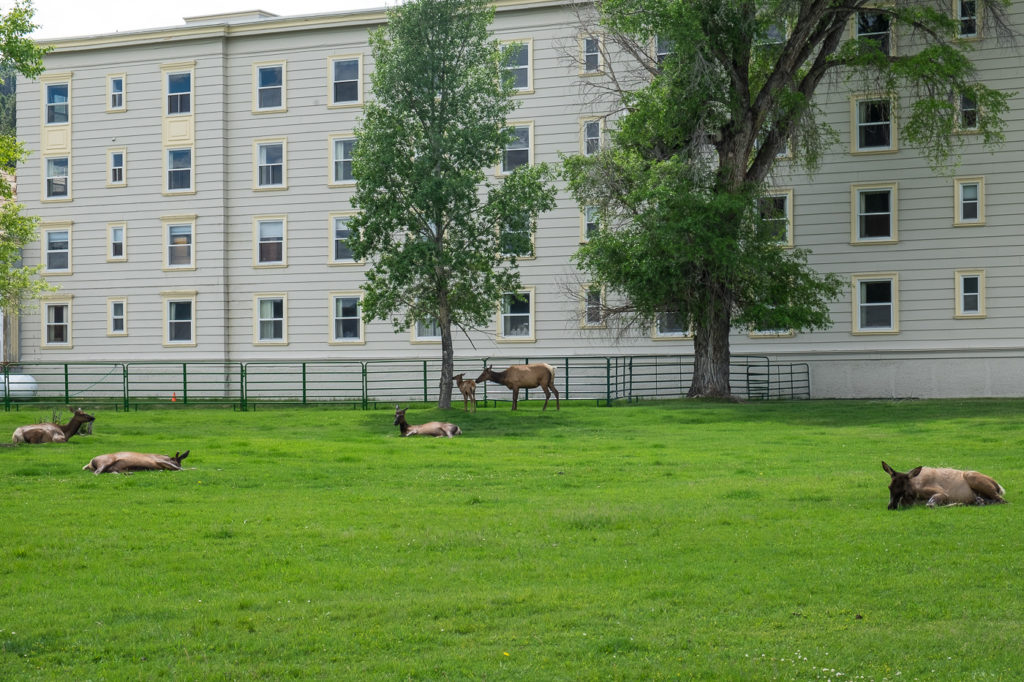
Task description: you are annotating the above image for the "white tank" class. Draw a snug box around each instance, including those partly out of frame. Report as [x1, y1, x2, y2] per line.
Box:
[5, 375, 38, 399]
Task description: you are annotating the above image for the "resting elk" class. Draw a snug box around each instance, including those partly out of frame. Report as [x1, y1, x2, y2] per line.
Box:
[452, 373, 477, 413]
[882, 461, 1007, 509]
[12, 408, 96, 444]
[476, 363, 559, 411]
[393, 405, 461, 438]
[83, 450, 190, 475]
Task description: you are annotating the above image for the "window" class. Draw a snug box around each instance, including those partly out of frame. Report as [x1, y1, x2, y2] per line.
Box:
[108, 223, 126, 261]
[255, 218, 285, 265]
[108, 298, 127, 336]
[108, 148, 126, 186]
[759, 190, 794, 246]
[330, 214, 357, 263]
[413, 317, 442, 343]
[498, 289, 534, 341]
[166, 148, 193, 192]
[500, 214, 533, 258]
[655, 36, 674, 63]
[955, 177, 984, 226]
[43, 300, 71, 347]
[107, 75, 125, 112]
[164, 220, 195, 269]
[256, 295, 287, 344]
[958, 0, 978, 38]
[255, 140, 285, 189]
[955, 270, 985, 318]
[654, 312, 690, 339]
[330, 56, 361, 106]
[851, 184, 897, 243]
[582, 286, 604, 328]
[502, 123, 532, 174]
[581, 36, 601, 73]
[853, 97, 895, 152]
[582, 118, 601, 156]
[254, 63, 285, 111]
[330, 293, 363, 343]
[164, 295, 196, 345]
[45, 83, 69, 124]
[503, 41, 531, 92]
[331, 136, 356, 184]
[44, 157, 69, 199]
[959, 94, 979, 131]
[582, 206, 599, 242]
[852, 274, 899, 333]
[166, 71, 191, 115]
[856, 10, 891, 55]
[43, 227, 70, 272]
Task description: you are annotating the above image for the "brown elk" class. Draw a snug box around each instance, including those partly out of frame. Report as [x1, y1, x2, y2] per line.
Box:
[452, 373, 477, 412]
[882, 461, 1007, 510]
[12, 408, 96, 444]
[393, 405, 461, 438]
[476, 363, 559, 411]
[83, 450, 190, 475]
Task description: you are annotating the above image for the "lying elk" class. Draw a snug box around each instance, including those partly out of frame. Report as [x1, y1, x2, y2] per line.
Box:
[12, 408, 96, 444]
[394, 405, 461, 438]
[882, 461, 1007, 510]
[453, 373, 477, 413]
[84, 450, 190, 475]
[476, 363, 559, 411]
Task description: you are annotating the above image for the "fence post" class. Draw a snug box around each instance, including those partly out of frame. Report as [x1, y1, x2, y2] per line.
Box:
[423, 361, 428, 402]
[64, 364, 70, 404]
[605, 357, 611, 406]
[563, 357, 569, 401]
[361, 363, 368, 410]
[3, 363, 9, 412]
[181, 363, 188, 404]
[302, 362, 308, 405]
[122, 364, 129, 412]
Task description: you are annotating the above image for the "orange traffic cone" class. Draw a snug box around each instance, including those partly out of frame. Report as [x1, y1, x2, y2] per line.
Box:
[172, 392, 177, 402]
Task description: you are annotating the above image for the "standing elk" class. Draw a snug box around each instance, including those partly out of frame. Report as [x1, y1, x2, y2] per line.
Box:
[84, 450, 190, 475]
[476, 363, 559, 411]
[393, 405, 461, 438]
[882, 461, 1006, 509]
[12, 408, 96, 444]
[453, 373, 477, 413]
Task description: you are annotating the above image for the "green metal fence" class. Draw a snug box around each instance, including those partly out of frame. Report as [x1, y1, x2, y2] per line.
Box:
[2, 355, 810, 411]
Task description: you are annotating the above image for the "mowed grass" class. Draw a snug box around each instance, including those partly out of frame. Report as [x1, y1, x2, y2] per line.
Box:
[0, 399, 1022, 680]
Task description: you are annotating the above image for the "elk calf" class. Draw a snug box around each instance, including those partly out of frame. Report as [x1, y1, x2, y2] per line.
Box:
[453, 373, 477, 412]
[882, 461, 1006, 509]
[394, 405, 461, 438]
[84, 451, 189, 475]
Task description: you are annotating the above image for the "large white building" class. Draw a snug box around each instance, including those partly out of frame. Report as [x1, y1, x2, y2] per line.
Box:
[10, 0, 1024, 398]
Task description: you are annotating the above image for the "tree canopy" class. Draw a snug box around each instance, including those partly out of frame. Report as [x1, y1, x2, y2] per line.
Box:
[562, 0, 1012, 397]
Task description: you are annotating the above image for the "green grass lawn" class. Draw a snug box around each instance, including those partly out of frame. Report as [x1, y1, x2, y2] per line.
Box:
[0, 399, 1021, 680]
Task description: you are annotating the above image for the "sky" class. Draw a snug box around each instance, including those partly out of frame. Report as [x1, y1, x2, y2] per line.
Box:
[27, 0, 393, 39]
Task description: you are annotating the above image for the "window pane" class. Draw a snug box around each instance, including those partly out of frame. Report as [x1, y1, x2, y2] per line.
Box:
[334, 218, 354, 261]
[46, 84, 69, 124]
[168, 301, 192, 342]
[333, 59, 359, 103]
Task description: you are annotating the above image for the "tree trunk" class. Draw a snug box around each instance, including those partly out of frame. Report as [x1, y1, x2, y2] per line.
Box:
[437, 300, 454, 409]
[688, 296, 732, 399]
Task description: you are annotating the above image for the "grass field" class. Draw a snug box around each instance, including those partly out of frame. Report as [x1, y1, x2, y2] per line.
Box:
[0, 399, 1021, 680]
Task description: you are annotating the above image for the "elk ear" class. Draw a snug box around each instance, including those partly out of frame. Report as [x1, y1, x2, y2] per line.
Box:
[180, 450, 189, 461]
[908, 466, 924, 478]
[882, 461, 896, 477]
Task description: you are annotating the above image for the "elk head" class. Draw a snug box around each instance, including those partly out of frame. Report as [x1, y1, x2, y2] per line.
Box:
[882, 461, 923, 510]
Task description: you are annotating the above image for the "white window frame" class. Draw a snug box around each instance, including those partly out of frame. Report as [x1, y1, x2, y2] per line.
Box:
[254, 138, 287, 190]
[499, 214, 535, 260]
[760, 189, 794, 247]
[411, 316, 443, 344]
[162, 291, 197, 347]
[851, 183, 898, 244]
[254, 294, 288, 345]
[329, 134, 357, 186]
[581, 206, 599, 243]
[955, 269, 985, 318]
[581, 285, 605, 329]
[165, 69, 192, 116]
[655, 36, 674, 64]
[954, 177, 985, 226]
[956, 0, 979, 39]
[44, 81, 70, 125]
[580, 35, 603, 74]
[328, 55, 362, 107]
[958, 94, 979, 132]
[852, 273, 899, 334]
[41, 224, 72, 274]
[329, 292, 365, 345]
[41, 297, 73, 349]
[43, 156, 70, 201]
[329, 212, 361, 265]
[254, 216, 287, 267]
[497, 287, 536, 343]
[500, 121, 533, 175]
[107, 74, 125, 113]
[581, 117, 602, 156]
[162, 216, 197, 271]
[502, 39, 533, 93]
[164, 147, 194, 194]
[851, 95, 897, 153]
[107, 222, 127, 262]
[854, 8, 894, 56]
[253, 61, 286, 112]
[652, 312, 693, 340]
[107, 147, 126, 187]
[108, 297, 127, 336]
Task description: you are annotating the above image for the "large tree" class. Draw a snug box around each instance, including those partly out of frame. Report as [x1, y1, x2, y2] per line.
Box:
[562, 0, 1011, 398]
[0, 1, 51, 319]
[349, 0, 557, 408]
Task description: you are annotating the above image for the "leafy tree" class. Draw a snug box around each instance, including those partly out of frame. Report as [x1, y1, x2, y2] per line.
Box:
[349, 0, 557, 408]
[562, 0, 1011, 398]
[0, 1, 52, 319]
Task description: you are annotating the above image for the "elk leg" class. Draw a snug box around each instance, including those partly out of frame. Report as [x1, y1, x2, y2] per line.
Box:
[964, 472, 1005, 503]
[512, 388, 519, 410]
[926, 492, 952, 507]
